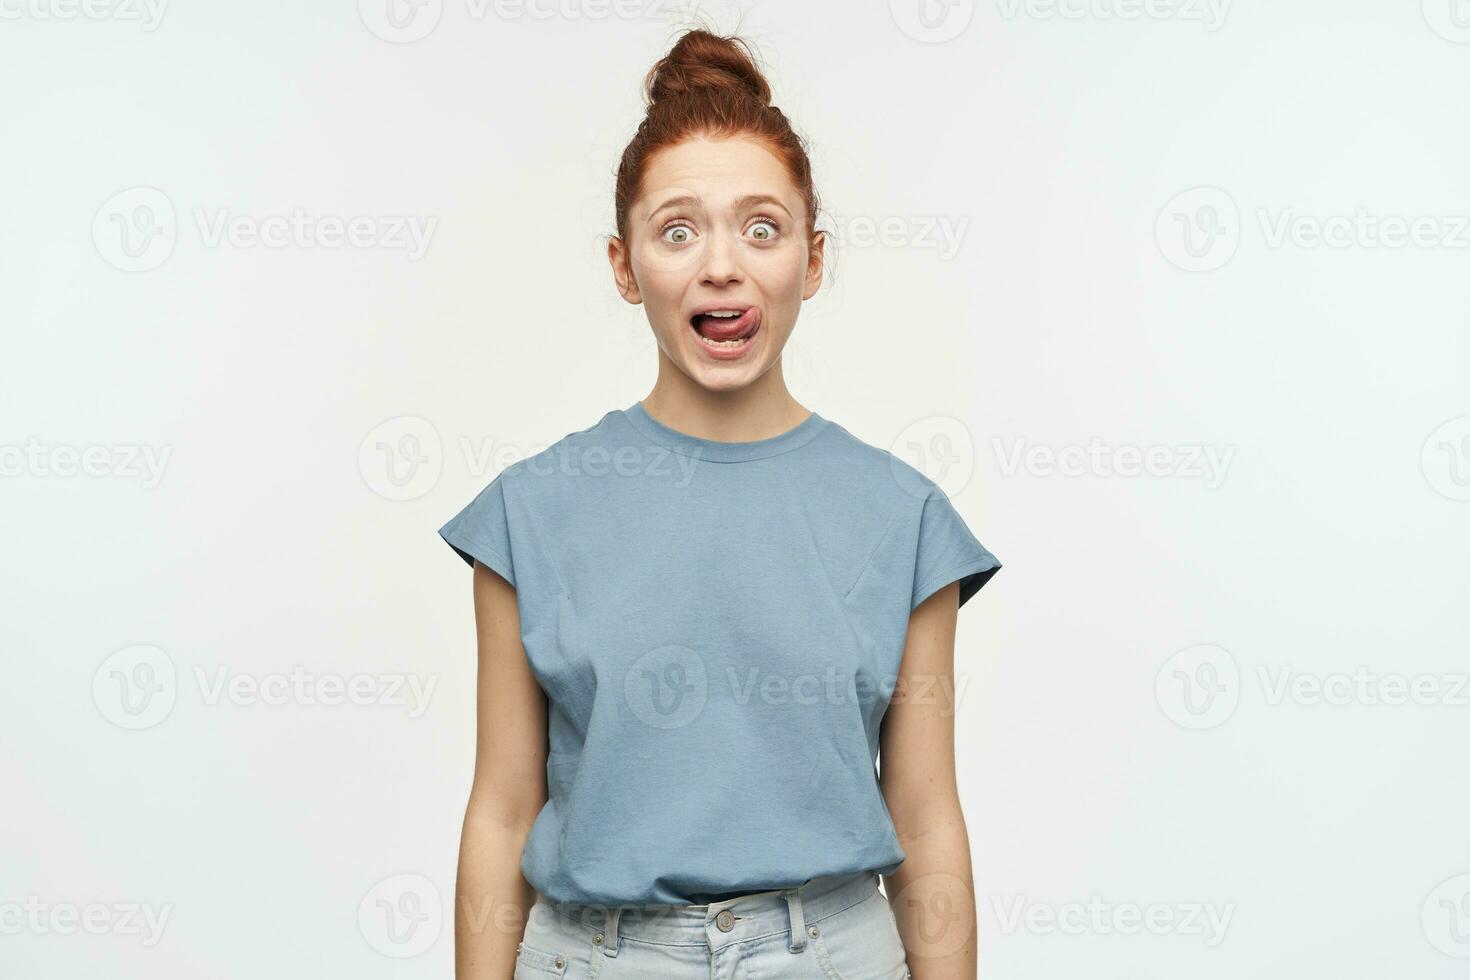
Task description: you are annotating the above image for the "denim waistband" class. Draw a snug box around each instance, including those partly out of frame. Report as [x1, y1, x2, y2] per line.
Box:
[530, 869, 880, 956]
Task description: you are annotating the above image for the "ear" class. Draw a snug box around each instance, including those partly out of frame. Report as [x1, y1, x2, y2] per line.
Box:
[607, 236, 642, 305]
[803, 229, 826, 300]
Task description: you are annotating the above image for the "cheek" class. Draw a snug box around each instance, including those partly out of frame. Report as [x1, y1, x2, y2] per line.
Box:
[630, 265, 687, 319]
[628, 237, 691, 291]
[752, 245, 809, 303]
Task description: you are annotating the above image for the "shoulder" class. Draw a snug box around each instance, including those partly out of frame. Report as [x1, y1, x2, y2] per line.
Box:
[498, 408, 625, 481]
[802, 416, 942, 512]
[490, 407, 650, 512]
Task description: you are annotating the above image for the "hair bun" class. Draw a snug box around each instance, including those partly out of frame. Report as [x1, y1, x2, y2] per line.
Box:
[644, 29, 772, 108]
[613, 26, 821, 249]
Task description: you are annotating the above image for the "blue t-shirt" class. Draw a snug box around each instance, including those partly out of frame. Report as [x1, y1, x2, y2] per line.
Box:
[438, 401, 1001, 906]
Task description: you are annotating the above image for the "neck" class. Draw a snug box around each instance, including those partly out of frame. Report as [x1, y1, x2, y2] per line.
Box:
[641, 358, 810, 442]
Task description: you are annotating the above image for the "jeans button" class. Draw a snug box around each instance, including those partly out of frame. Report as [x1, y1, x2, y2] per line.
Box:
[715, 909, 736, 932]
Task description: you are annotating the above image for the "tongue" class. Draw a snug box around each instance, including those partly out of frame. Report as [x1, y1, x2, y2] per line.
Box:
[694, 308, 757, 340]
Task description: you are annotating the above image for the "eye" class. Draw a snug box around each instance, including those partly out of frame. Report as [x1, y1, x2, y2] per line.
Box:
[661, 222, 695, 245]
[748, 218, 779, 241]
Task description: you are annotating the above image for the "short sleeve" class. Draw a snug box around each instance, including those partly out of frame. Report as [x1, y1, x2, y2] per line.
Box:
[911, 485, 1001, 611]
[438, 473, 516, 587]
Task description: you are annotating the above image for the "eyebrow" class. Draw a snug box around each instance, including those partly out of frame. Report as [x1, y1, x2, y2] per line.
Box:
[645, 194, 794, 223]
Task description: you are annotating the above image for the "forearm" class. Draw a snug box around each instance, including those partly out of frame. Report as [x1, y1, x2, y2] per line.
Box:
[882, 801, 979, 980]
[455, 806, 537, 980]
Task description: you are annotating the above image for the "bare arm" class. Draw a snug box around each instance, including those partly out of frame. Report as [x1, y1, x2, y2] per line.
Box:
[879, 581, 979, 980]
[455, 560, 549, 979]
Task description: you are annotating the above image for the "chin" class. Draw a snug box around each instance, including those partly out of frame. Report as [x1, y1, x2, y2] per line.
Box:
[682, 359, 763, 389]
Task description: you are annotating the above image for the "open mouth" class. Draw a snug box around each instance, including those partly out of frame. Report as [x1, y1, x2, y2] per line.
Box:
[689, 306, 761, 355]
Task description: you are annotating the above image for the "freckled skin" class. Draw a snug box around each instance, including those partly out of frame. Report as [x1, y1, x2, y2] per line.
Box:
[607, 136, 826, 398]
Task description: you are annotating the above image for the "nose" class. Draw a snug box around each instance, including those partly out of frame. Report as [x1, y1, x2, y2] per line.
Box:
[696, 229, 742, 286]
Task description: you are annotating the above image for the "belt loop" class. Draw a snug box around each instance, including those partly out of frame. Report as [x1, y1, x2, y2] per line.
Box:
[599, 906, 622, 957]
[783, 888, 806, 952]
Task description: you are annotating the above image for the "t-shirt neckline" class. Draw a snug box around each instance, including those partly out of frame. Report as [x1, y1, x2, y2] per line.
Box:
[621, 400, 829, 463]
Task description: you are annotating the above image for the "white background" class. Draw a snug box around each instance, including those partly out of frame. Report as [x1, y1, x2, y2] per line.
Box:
[3, 0, 1469, 977]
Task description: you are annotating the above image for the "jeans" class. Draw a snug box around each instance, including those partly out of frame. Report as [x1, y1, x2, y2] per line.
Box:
[514, 869, 911, 979]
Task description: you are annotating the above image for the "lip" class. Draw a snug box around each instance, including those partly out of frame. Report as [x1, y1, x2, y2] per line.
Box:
[687, 304, 761, 361]
[689, 301, 757, 318]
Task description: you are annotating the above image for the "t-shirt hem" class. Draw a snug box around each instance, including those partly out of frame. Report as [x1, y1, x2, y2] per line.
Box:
[912, 555, 1001, 611]
[440, 527, 515, 586]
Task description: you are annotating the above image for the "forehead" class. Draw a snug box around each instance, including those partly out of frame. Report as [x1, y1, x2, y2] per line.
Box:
[636, 136, 800, 217]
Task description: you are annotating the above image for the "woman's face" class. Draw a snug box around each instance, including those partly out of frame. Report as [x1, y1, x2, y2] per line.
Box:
[609, 136, 824, 393]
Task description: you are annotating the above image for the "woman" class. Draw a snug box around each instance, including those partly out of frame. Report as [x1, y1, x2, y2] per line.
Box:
[439, 27, 1001, 980]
